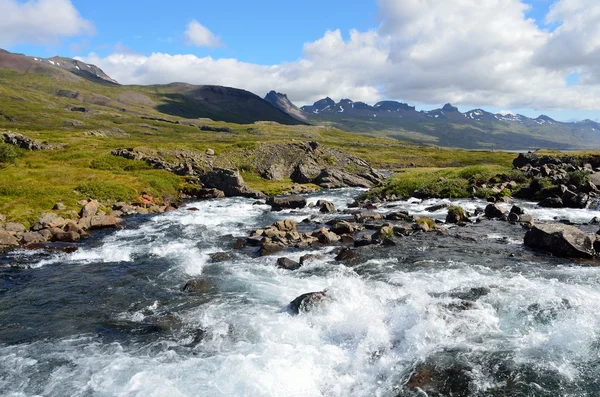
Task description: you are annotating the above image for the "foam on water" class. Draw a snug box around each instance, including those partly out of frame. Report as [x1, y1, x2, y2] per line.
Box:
[2, 191, 600, 396]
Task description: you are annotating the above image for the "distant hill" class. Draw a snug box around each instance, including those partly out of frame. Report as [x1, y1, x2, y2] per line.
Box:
[296, 96, 600, 150]
[0, 49, 305, 126]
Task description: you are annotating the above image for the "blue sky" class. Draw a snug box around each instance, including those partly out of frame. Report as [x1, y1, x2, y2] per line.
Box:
[2, 0, 600, 122]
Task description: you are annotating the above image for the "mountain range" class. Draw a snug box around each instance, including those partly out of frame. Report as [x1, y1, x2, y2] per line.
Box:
[266, 95, 600, 150]
[0, 48, 598, 150]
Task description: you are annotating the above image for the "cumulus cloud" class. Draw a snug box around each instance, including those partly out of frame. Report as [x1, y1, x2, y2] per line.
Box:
[184, 20, 223, 48]
[80, 0, 600, 110]
[0, 0, 94, 46]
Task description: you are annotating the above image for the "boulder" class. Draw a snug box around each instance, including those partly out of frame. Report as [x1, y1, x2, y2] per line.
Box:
[330, 220, 357, 235]
[272, 219, 297, 232]
[313, 227, 340, 244]
[20, 232, 48, 245]
[266, 195, 307, 210]
[513, 152, 539, 168]
[276, 257, 301, 270]
[524, 224, 596, 258]
[446, 206, 466, 224]
[335, 247, 356, 261]
[316, 199, 336, 213]
[31, 213, 68, 231]
[288, 291, 327, 314]
[510, 205, 524, 215]
[80, 200, 100, 218]
[484, 203, 507, 219]
[299, 254, 319, 265]
[53, 202, 66, 211]
[0, 230, 19, 249]
[258, 242, 284, 256]
[315, 168, 374, 189]
[385, 211, 412, 221]
[537, 197, 564, 208]
[78, 215, 123, 230]
[353, 211, 382, 223]
[182, 279, 211, 293]
[50, 228, 80, 242]
[200, 168, 266, 199]
[5, 222, 27, 234]
[189, 187, 225, 199]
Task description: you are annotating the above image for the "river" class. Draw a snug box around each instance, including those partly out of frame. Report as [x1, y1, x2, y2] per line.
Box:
[1, 188, 600, 396]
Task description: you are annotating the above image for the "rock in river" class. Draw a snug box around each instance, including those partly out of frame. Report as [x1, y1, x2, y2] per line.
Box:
[524, 223, 596, 258]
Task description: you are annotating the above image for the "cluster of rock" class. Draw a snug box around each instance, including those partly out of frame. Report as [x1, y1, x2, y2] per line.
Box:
[513, 152, 600, 209]
[113, 141, 384, 201]
[1, 131, 61, 150]
[525, 223, 600, 259]
[0, 195, 174, 253]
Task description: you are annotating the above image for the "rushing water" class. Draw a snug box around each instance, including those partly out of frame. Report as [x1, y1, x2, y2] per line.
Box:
[1, 189, 600, 396]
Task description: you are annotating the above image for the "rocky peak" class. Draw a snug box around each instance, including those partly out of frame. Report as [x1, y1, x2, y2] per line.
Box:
[442, 103, 459, 112]
[264, 90, 307, 122]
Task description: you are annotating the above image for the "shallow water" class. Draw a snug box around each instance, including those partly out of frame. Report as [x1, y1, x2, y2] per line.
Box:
[1, 189, 600, 396]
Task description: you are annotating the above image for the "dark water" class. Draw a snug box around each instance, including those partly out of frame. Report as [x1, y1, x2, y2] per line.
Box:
[1, 189, 600, 396]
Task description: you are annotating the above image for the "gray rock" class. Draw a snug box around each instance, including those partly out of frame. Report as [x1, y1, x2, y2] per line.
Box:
[266, 195, 307, 210]
[316, 199, 336, 213]
[182, 279, 211, 293]
[524, 224, 596, 258]
[5, 222, 27, 234]
[276, 257, 301, 270]
[21, 232, 47, 245]
[31, 213, 68, 231]
[288, 291, 327, 314]
[484, 204, 507, 219]
[200, 168, 265, 199]
[0, 230, 20, 249]
[80, 200, 100, 218]
[537, 197, 564, 208]
[53, 202, 67, 211]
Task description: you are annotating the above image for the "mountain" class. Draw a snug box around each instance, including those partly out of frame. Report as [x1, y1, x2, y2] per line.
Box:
[264, 91, 307, 122]
[294, 97, 600, 149]
[0, 49, 304, 126]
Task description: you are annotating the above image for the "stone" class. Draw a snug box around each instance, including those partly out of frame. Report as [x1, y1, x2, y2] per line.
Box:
[299, 254, 319, 265]
[508, 212, 520, 222]
[200, 168, 265, 199]
[182, 279, 211, 293]
[186, 187, 225, 199]
[53, 202, 66, 211]
[31, 213, 68, 231]
[385, 211, 412, 221]
[353, 211, 382, 223]
[513, 152, 539, 168]
[484, 203, 507, 219]
[335, 247, 356, 261]
[313, 227, 340, 244]
[78, 215, 123, 230]
[316, 200, 336, 213]
[5, 222, 27, 234]
[0, 230, 20, 249]
[266, 195, 307, 210]
[330, 220, 356, 235]
[288, 291, 327, 314]
[372, 225, 394, 240]
[80, 200, 100, 218]
[524, 223, 596, 258]
[276, 257, 301, 270]
[206, 148, 215, 156]
[510, 205, 524, 215]
[273, 219, 297, 232]
[20, 232, 47, 245]
[50, 229, 80, 242]
[537, 197, 564, 208]
[258, 242, 284, 256]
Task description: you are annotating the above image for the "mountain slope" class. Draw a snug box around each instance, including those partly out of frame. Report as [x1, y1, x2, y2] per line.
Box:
[0, 49, 304, 126]
[297, 97, 600, 150]
[264, 91, 307, 122]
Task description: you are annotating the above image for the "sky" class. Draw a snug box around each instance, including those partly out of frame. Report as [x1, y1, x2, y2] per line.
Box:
[1, 0, 599, 122]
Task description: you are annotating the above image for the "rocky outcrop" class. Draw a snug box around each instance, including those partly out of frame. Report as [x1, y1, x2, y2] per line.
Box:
[200, 168, 265, 199]
[1, 132, 61, 150]
[524, 224, 597, 258]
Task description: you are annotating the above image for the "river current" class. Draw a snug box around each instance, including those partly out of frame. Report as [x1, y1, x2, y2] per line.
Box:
[1, 188, 600, 396]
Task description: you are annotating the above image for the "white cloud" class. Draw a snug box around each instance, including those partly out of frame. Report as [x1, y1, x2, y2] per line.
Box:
[80, 0, 600, 110]
[0, 0, 94, 47]
[184, 20, 222, 48]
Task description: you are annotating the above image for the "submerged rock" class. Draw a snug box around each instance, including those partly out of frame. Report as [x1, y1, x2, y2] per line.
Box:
[182, 279, 211, 293]
[524, 224, 596, 258]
